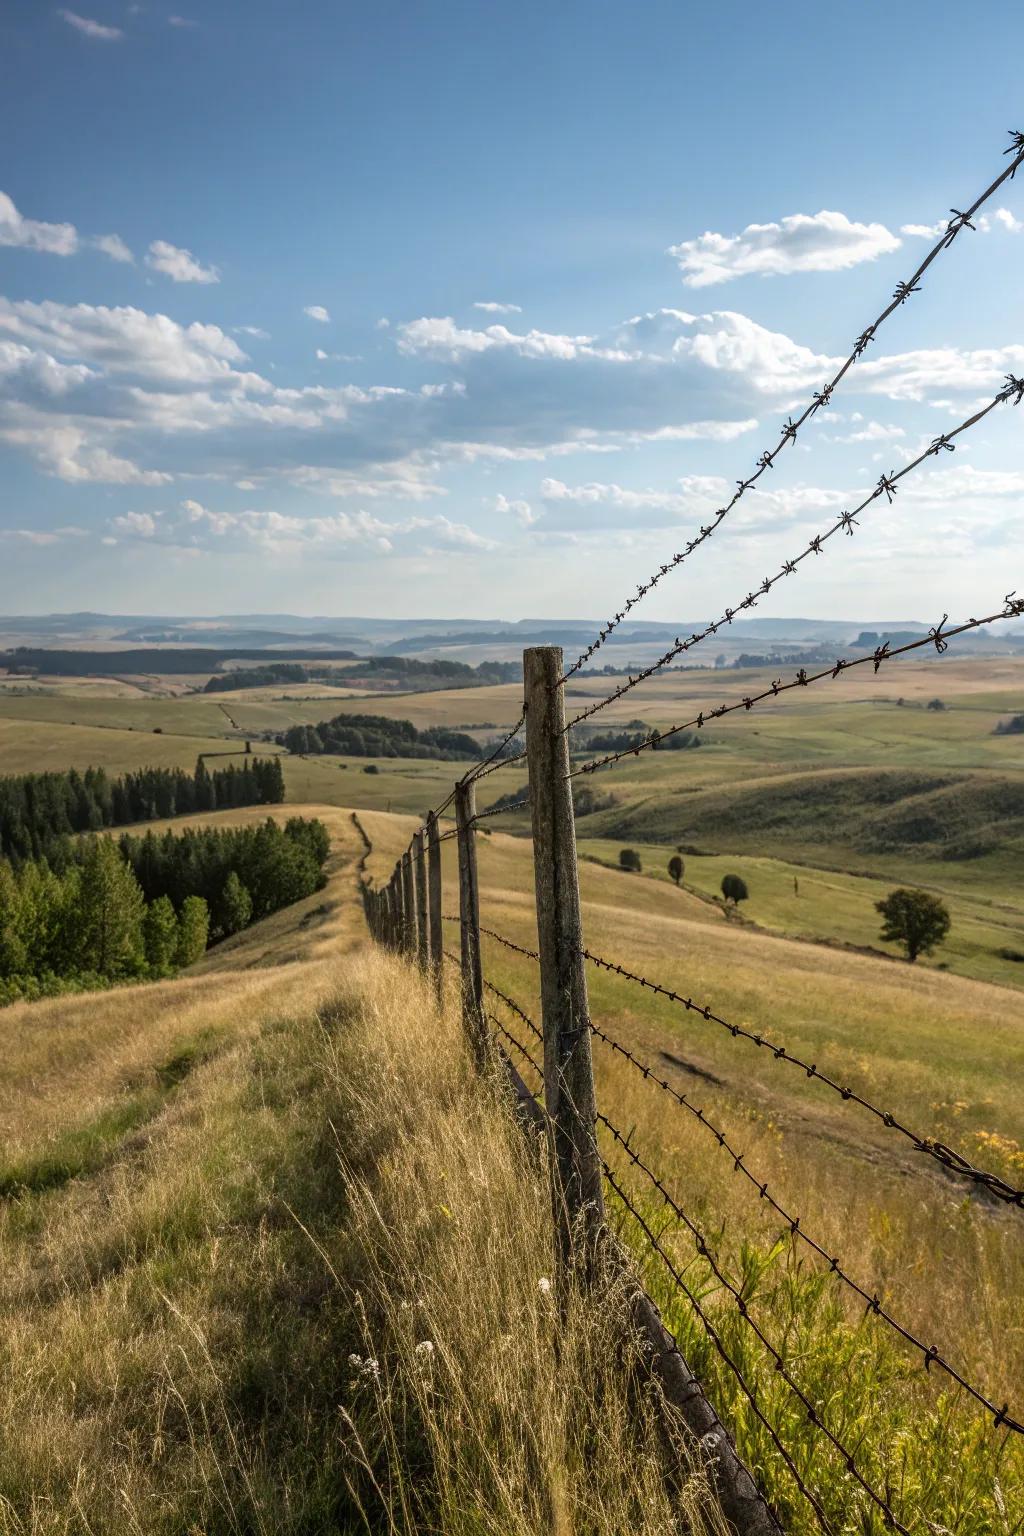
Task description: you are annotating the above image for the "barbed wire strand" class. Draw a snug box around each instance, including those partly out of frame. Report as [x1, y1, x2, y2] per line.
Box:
[598, 1116, 910, 1533]
[601, 1160, 836, 1535]
[482, 978, 852, 1532]
[581, 947, 1024, 1208]
[472, 794, 533, 823]
[559, 129, 1024, 685]
[569, 594, 1024, 777]
[483, 980, 828, 1531]
[563, 377, 1024, 731]
[442, 915, 541, 962]
[588, 1020, 1022, 1432]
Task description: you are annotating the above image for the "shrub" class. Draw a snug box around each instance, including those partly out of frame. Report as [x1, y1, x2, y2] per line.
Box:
[618, 848, 642, 873]
[668, 854, 684, 886]
[721, 873, 748, 907]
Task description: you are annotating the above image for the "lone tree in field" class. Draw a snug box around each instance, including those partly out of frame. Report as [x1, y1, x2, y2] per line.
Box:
[668, 853, 684, 886]
[721, 873, 748, 909]
[875, 888, 950, 962]
[619, 848, 642, 873]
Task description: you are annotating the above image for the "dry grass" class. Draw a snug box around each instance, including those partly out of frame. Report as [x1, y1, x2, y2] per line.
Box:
[0, 821, 723, 1534]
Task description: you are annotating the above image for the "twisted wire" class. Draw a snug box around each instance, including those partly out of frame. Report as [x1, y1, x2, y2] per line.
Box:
[601, 1159, 835, 1533]
[569, 596, 1024, 777]
[581, 947, 1024, 1208]
[489, 1015, 543, 1080]
[589, 1021, 1022, 1432]
[442, 915, 541, 962]
[559, 129, 1024, 684]
[599, 1115, 909, 1532]
[564, 379, 1024, 730]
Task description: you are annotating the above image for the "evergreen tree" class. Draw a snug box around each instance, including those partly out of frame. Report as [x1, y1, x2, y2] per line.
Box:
[216, 871, 252, 936]
[143, 895, 179, 973]
[74, 838, 146, 977]
[175, 895, 210, 967]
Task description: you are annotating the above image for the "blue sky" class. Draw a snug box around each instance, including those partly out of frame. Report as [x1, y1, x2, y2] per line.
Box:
[1, 0, 1022, 623]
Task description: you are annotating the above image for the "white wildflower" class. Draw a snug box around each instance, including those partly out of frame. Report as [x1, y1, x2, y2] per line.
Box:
[538, 1277, 552, 1296]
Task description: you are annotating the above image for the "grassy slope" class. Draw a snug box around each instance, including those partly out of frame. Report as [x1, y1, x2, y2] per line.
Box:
[1, 808, 719, 1536]
[362, 811, 1024, 1532]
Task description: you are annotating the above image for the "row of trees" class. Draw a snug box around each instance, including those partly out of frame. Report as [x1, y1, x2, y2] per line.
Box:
[277, 713, 479, 761]
[0, 816, 329, 1006]
[0, 757, 285, 866]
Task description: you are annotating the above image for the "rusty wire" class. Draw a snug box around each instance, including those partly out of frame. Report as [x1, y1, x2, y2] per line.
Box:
[598, 1118, 909, 1534]
[472, 794, 533, 823]
[489, 1014, 544, 1080]
[563, 379, 1024, 731]
[558, 130, 1024, 686]
[442, 915, 541, 962]
[589, 1020, 1023, 1432]
[600, 1158, 836, 1534]
[569, 595, 1024, 777]
[582, 947, 1024, 1207]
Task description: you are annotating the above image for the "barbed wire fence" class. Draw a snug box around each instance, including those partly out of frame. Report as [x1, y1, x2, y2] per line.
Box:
[358, 131, 1024, 1534]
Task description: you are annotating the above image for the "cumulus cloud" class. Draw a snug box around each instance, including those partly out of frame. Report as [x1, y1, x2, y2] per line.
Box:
[146, 239, 220, 284]
[105, 499, 493, 557]
[473, 300, 522, 314]
[532, 474, 848, 534]
[669, 210, 901, 287]
[495, 493, 536, 526]
[59, 10, 123, 39]
[0, 190, 78, 256]
[2, 291, 1022, 519]
[92, 232, 134, 263]
[304, 305, 331, 323]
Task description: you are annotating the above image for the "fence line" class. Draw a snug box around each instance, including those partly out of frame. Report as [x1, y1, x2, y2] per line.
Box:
[356, 134, 1024, 1531]
[558, 128, 1024, 684]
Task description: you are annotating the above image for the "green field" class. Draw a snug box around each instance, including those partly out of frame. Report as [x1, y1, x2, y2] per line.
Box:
[0, 654, 1020, 994]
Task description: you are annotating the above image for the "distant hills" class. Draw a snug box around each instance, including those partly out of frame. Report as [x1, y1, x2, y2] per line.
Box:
[0, 611, 1019, 669]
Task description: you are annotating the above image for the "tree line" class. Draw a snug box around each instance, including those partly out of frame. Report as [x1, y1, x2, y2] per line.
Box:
[0, 816, 329, 1007]
[0, 756, 285, 866]
[277, 713, 480, 760]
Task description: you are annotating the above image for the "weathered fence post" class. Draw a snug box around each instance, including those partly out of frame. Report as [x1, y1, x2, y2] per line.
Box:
[401, 849, 417, 958]
[523, 645, 605, 1278]
[392, 864, 404, 952]
[414, 825, 429, 970]
[387, 877, 399, 950]
[454, 780, 486, 1062]
[426, 810, 444, 1002]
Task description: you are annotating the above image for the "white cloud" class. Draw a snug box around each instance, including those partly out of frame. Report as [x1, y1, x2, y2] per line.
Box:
[473, 300, 522, 315]
[0, 296, 249, 382]
[822, 420, 906, 444]
[106, 498, 493, 558]
[900, 221, 946, 240]
[234, 325, 270, 340]
[92, 232, 134, 263]
[304, 305, 331, 323]
[995, 207, 1024, 234]
[146, 239, 220, 284]
[0, 190, 78, 256]
[168, 14, 198, 25]
[495, 493, 536, 526]
[669, 210, 901, 287]
[59, 10, 123, 39]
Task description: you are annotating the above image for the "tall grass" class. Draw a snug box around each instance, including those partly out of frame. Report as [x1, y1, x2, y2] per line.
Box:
[0, 944, 723, 1535]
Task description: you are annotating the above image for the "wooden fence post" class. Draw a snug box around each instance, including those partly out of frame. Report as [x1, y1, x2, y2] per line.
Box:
[455, 780, 486, 1062]
[414, 826, 429, 970]
[392, 865, 404, 951]
[427, 810, 444, 1002]
[401, 850, 417, 957]
[523, 644, 605, 1277]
